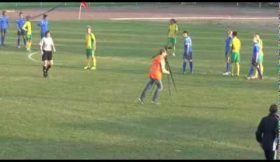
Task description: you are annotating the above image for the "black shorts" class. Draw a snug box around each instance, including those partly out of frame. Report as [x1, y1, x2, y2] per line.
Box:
[42, 51, 53, 61]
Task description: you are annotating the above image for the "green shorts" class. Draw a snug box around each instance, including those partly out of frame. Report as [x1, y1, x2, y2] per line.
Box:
[26, 34, 32, 40]
[231, 52, 240, 63]
[167, 37, 176, 44]
[86, 49, 95, 57]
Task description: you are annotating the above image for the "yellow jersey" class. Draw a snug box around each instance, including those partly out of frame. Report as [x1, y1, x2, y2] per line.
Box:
[22, 21, 32, 35]
[258, 38, 263, 55]
[168, 24, 178, 38]
[230, 37, 241, 53]
[85, 33, 96, 49]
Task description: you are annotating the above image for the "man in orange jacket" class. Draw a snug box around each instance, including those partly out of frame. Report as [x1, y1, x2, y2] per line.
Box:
[138, 48, 170, 104]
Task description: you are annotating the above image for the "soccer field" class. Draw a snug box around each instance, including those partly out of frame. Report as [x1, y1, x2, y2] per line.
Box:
[0, 19, 277, 159]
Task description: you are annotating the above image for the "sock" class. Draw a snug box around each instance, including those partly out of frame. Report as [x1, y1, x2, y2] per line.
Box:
[226, 63, 229, 72]
[190, 61, 193, 73]
[182, 62, 187, 73]
[257, 67, 262, 79]
[260, 64, 264, 76]
[231, 63, 235, 75]
[1, 36, 3, 45]
[17, 38, 20, 46]
[87, 58, 91, 67]
[26, 41, 30, 49]
[248, 66, 254, 77]
[254, 69, 258, 78]
[92, 57, 96, 67]
[2, 35, 5, 44]
[236, 63, 240, 76]
[173, 46, 176, 54]
[23, 38, 26, 46]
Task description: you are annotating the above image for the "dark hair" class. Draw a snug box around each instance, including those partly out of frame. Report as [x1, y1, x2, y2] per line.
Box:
[183, 31, 188, 34]
[170, 19, 176, 23]
[269, 104, 278, 114]
[45, 31, 50, 37]
[19, 11, 23, 16]
[26, 16, 30, 21]
[232, 31, 238, 36]
[43, 14, 47, 19]
[2, 10, 6, 15]
[152, 48, 166, 58]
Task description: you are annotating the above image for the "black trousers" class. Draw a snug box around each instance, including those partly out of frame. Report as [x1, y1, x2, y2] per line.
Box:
[264, 149, 276, 160]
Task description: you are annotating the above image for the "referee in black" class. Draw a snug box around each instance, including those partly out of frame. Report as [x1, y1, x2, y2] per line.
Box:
[256, 104, 279, 160]
[40, 31, 56, 78]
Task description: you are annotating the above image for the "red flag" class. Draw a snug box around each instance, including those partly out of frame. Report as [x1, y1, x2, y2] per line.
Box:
[80, 2, 88, 8]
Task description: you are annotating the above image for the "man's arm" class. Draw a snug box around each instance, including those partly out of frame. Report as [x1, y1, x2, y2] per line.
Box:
[256, 118, 264, 143]
[160, 59, 170, 74]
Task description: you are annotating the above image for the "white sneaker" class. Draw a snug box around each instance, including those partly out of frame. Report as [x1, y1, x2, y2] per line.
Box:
[138, 98, 144, 104]
[172, 53, 176, 56]
[223, 72, 230, 76]
[17, 46, 20, 48]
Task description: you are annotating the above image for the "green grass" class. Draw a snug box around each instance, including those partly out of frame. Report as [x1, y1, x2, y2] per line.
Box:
[0, 19, 278, 159]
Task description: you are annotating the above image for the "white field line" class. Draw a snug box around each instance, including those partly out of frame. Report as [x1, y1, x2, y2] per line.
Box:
[28, 51, 40, 63]
[110, 16, 277, 21]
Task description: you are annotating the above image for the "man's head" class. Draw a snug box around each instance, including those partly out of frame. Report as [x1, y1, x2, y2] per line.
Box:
[26, 16, 30, 21]
[183, 31, 189, 37]
[86, 25, 92, 34]
[269, 104, 278, 114]
[232, 31, 238, 37]
[43, 14, 47, 19]
[45, 30, 51, 38]
[255, 33, 260, 40]
[228, 30, 233, 36]
[159, 48, 167, 58]
[2, 10, 6, 16]
[170, 19, 176, 24]
[19, 11, 23, 18]
[253, 36, 258, 44]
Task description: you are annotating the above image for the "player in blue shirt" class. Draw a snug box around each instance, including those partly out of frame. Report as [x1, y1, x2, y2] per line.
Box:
[16, 12, 26, 48]
[247, 36, 262, 80]
[38, 14, 48, 39]
[0, 10, 8, 45]
[223, 30, 233, 75]
[182, 31, 193, 74]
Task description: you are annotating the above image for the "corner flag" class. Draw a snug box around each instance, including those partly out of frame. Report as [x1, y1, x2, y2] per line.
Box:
[78, 2, 89, 20]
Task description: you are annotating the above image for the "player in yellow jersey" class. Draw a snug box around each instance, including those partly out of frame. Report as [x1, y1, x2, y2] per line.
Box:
[84, 25, 96, 70]
[166, 19, 178, 56]
[254, 33, 264, 78]
[230, 31, 241, 76]
[22, 16, 32, 52]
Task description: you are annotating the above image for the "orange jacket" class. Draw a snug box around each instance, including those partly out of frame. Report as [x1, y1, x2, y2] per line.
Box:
[149, 55, 164, 80]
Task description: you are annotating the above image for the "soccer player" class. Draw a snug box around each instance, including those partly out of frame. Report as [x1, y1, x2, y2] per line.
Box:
[38, 14, 48, 39]
[230, 31, 241, 77]
[138, 48, 170, 104]
[0, 10, 9, 46]
[16, 12, 26, 48]
[40, 31, 56, 78]
[166, 19, 178, 56]
[223, 30, 233, 75]
[22, 16, 32, 52]
[84, 25, 97, 70]
[247, 36, 262, 80]
[182, 31, 194, 74]
[253, 33, 264, 78]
